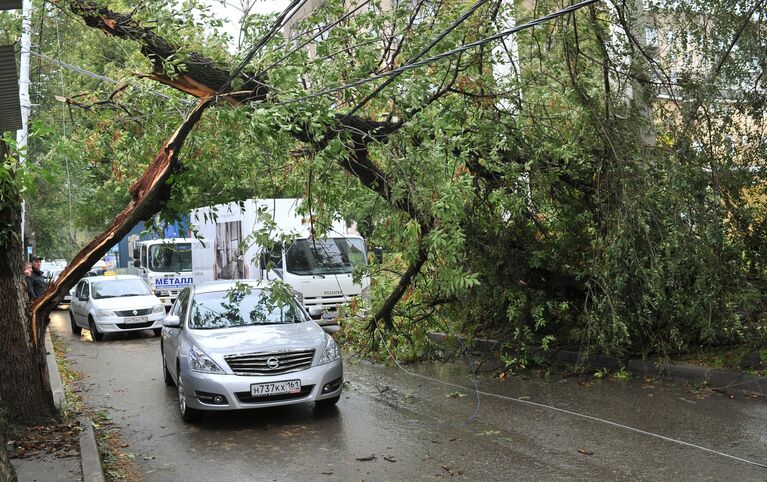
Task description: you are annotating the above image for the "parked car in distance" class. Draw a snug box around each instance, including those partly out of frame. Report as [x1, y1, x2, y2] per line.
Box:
[160, 280, 343, 422]
[44, 270, 72, 305]
[69, 275, 166, 341]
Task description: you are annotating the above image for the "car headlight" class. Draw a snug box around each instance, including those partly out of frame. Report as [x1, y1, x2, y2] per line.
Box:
[152, 304, 166, 314]
[95, 309, 115, 318]
[189, 345, 225, 374]
[318, 335, 341, 365]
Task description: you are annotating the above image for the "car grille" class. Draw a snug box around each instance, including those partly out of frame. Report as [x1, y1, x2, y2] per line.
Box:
[114, 308, 154, 316]
[224, 349, 316, 376]
[115, 321, 154, 329]
[235, 385, 314, 403]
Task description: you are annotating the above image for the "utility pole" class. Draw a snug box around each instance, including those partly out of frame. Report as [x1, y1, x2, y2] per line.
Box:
[17, 0, 32, 259]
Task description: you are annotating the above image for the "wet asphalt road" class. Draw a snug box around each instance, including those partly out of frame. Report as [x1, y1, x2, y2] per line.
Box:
[49, 311, 767, 481]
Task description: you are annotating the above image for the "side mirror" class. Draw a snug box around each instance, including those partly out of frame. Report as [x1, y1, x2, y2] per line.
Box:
[162, 315, 181, 328]
[308, 306, 324, 317]
[133, 259, 141, 268]
[78, 295, 89, 302]
[374, 246, 384, 264]
[132, 247, 140, 260]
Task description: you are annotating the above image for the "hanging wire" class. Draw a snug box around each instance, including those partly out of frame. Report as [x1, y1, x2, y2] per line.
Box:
[275, 0, 600, 106]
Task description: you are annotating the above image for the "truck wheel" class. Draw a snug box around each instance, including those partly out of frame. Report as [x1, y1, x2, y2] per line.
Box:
[70, 311, 81, 335]
[89, 317, 104, 342]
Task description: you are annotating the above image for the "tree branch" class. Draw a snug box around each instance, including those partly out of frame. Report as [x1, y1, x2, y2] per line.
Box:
[31, 97, 214, 347]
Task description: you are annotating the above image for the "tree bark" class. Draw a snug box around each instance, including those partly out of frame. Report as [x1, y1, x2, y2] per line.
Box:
[0, 429, 17, 482]
[0, 140, 58, 426]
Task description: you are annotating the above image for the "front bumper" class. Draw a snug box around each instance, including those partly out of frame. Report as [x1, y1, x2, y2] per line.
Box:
[180, 359, 343, 411]
[94, 313, 165, 333]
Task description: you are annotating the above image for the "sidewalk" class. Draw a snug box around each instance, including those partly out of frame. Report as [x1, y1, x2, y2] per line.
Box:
[427, 332, 767, 397]
[9, 331, 105, 482]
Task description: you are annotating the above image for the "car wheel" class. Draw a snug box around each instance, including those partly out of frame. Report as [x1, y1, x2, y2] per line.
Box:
[69, 311, 81, 335]
[315, 395, 341, 407]
[162, 350, 174, 386]
[89, 317, 104, 342]
[177, 368, 201, 422]
[153, 328, 162, 337]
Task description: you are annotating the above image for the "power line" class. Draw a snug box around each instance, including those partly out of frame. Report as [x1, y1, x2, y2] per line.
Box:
[346, 0, 495, 117]
[276, 0, 600, 106]
[32, 50, 119, 84]
[219, 0, 309, 94]
[260, 0, 375, 75]
[30, 50, 189, 105]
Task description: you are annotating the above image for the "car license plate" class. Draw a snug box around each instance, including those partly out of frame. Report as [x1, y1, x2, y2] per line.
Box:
[123, 316, 148, 324]
[250, 380, 301, 397]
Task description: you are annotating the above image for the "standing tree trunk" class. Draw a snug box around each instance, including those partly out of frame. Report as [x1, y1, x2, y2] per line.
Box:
[0, 429, 16, 482]
[0, 140, 58, 425]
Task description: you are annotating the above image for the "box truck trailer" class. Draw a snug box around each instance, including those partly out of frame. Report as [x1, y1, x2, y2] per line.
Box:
[191, 198, 370, 326]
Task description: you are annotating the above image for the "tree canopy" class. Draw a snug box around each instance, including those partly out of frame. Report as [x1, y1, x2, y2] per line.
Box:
[4, 0, 767, 362]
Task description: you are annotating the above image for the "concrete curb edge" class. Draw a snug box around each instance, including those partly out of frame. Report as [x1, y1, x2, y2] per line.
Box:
[426, 332, 766, 397]
[79, 417, 105, 482]
[46, 330, 106, 482]
[44, 330, 65, 409]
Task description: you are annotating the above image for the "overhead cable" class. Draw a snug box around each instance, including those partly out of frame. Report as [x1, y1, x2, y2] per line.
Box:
[218, 0, 310, 94]
[277, 0, 601, 106]
[346, 0, 495, 117]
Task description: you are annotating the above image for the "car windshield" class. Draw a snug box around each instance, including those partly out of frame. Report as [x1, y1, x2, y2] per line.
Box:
[148, 243, 192, 273]
[91, 279, 152, 299]
[285, 238, 366, 276]
[189, 286, 306, 329]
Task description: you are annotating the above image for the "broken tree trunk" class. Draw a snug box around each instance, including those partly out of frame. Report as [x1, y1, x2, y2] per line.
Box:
[64, 0, 434, 329]
[30, 97, 214, 354]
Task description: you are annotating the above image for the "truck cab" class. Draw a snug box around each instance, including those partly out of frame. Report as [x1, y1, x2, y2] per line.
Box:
[191, 199, 371, 327]
[261, 235, 370, 323]
[130, 238, 206, 308]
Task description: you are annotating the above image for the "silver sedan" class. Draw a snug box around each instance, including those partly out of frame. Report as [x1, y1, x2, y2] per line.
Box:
[160, 280, 343, 422]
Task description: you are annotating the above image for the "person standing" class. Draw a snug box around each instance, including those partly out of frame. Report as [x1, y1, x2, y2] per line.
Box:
[29, 256, 47, 299]
[23, 262, 34, 298]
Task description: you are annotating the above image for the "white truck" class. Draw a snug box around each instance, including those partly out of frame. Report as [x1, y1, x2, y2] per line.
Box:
[191, 198, 370, 326]
[129, 237, 207, 308]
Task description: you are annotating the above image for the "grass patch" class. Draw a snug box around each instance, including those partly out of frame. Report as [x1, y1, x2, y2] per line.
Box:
[91, 411, 142, 482]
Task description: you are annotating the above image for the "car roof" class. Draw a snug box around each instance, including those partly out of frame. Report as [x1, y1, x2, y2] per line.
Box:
[85, 275, 142, 282]
[192, 279, 271, 295]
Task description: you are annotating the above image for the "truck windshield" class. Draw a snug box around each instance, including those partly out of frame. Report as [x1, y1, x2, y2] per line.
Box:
[285, 238, 366, 276]
[148, 243, 192, 273]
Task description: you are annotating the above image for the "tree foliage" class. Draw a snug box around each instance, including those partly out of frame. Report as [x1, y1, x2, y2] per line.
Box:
[8, 0, 767, 361]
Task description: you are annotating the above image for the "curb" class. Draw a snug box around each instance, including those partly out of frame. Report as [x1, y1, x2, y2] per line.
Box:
[79, 417, 105, 482]
[45, 330, 65, 409]
[46, 329, 106, 482]
[427, 333, 767, 397]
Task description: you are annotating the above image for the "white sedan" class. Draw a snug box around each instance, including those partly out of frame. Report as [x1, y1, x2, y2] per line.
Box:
[69, 275, 166, 341]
